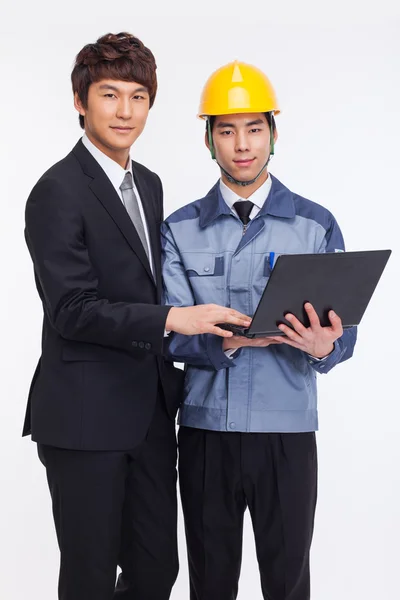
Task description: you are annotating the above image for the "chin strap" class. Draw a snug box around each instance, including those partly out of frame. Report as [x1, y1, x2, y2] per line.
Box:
[219, 161, 269, 187]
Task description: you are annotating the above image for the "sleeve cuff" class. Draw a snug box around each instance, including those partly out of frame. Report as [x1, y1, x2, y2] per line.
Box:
[308, 353, 328, 361]
[306, 340, 345, 373]
[206, 335, 238, 370]
[224, 348, 239, 359]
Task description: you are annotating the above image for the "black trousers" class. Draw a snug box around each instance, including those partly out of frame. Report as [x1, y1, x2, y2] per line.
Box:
[38, 398, 178, 600]
[178, 427, 318, 600]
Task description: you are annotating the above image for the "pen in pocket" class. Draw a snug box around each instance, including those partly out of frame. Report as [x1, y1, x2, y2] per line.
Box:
[269, 252, 275, 271]
[264, 252, 275, 277]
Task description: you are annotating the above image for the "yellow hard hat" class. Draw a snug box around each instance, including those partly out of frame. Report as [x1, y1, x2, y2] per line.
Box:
[198, 60, 280, 119]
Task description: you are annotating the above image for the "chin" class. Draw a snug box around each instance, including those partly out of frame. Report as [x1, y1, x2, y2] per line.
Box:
[232, 171, 258, 182]
[108, 135, 135, 150]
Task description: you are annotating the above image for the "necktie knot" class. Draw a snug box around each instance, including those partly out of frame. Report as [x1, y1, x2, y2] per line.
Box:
[120, 171, 134, 192]
[233, 200, 254, 225]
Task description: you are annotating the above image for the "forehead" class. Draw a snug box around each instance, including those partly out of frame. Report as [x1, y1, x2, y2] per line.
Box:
[92, 79, 148, 93]
[214, 112, 267, 126]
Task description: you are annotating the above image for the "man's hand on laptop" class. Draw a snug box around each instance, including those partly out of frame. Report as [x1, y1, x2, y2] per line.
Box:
[166, 305, 251, 338]
[269, 302, 343, 359]
[223, 337, 283, 351]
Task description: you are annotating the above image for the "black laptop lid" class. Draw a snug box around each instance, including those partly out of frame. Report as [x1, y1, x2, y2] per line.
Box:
[248, 250, 391, 336]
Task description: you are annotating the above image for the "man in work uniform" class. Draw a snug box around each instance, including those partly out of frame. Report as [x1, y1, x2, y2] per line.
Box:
[161, 61, 357, 599]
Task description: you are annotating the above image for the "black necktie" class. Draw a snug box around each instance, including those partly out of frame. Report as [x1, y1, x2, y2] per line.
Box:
[233, 200, 254, 225]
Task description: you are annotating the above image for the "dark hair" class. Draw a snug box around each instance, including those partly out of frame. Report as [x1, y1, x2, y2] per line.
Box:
[208, 112, 276, 134]
[71, 32, 157, 129]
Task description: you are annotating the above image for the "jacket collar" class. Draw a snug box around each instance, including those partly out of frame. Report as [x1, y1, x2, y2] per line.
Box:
[199, 174, 296, 228]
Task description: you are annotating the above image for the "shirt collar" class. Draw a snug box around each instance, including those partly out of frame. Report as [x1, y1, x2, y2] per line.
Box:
[82, 134, 133, 193]
[219, 175, 272, 211]
[199, 174, 296, 229]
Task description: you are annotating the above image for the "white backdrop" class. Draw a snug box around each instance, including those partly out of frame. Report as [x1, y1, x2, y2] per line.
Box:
[1, 3, 399, 599]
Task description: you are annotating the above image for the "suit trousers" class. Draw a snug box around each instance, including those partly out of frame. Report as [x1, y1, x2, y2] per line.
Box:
[38, 397, 178, 600]
[178, 426, 318, 600]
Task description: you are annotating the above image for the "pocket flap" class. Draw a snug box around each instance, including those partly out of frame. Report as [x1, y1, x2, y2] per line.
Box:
[184, 254, 224, 277]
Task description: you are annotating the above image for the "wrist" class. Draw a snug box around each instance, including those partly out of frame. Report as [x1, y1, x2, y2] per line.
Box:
[314, 343, 335, 359]
[222, 339, 233, 351]
[165, 307, 178, 332]
[223, 337, 241, 351]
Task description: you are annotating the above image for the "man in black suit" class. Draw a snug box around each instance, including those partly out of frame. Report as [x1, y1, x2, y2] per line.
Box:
[24, 32, 250, 600]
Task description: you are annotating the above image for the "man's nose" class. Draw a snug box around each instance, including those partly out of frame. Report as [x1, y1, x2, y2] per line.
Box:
[116, 98, 132, 120]
[235, 132, 250, 152]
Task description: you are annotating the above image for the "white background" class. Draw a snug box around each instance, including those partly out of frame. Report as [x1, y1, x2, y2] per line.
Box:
[1, 2, 399, 599]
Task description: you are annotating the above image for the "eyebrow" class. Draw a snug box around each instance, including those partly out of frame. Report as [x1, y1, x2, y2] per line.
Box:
[216, 118, 265, 128]
[98, 84, 149, 94]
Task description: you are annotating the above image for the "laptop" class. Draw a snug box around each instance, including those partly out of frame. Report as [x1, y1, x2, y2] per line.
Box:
[218, 250, 391, 338]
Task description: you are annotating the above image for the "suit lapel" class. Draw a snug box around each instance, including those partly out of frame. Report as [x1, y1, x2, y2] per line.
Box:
[72, 140, 155, 285]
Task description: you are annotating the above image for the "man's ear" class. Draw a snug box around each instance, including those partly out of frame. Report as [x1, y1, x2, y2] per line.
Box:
[205, 130, 210, 150]
[273, 127, 278, 143]
[74, 92, 86, 117]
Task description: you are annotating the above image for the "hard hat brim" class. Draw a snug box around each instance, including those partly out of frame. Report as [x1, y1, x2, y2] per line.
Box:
[198, 108, 280, 120]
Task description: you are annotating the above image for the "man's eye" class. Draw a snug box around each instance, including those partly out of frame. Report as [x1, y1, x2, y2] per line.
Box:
[221, 131, 233, 136]
[250, 128, 261, 133]
[133, 95, 146, 100]
[104, 94, 116, 98]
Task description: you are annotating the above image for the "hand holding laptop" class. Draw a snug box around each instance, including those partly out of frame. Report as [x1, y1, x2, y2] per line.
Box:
[269, 302, 343, 359]
[217, 250, 391, 339]
[222, 302, 343, 359]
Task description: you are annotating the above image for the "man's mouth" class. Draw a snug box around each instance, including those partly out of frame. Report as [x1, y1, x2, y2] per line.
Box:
[233, 158, 255, 167]
[111, 126, 134, 133]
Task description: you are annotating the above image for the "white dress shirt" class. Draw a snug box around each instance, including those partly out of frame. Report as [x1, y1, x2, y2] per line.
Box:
[219, 175, 272, 219]
[82, 134, 154, 276]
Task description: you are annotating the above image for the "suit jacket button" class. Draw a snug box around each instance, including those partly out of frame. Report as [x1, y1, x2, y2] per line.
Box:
[145, 343, 152, 350]
[138, 341, 145, 349]
[132, 341, 138, 347]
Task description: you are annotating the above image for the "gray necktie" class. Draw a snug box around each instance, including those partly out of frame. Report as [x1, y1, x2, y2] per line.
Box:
[120, 172, 150, 261]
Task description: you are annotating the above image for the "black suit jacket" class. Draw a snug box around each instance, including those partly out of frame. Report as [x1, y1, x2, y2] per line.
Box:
[23, 140, 183, 451]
